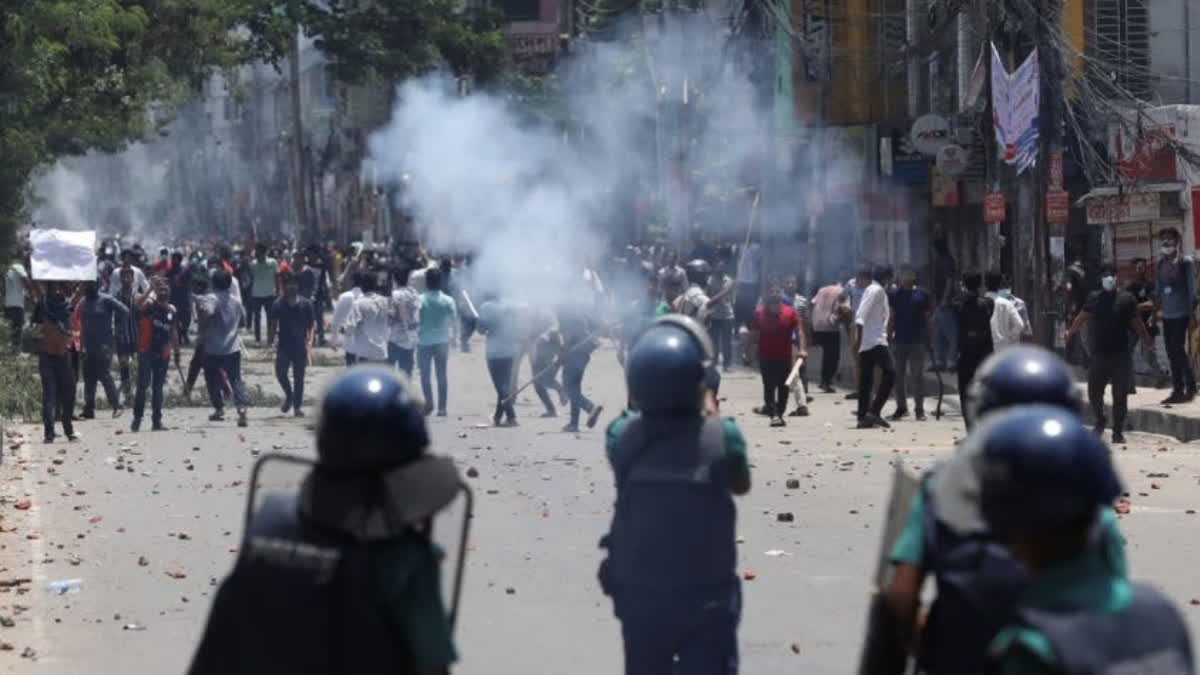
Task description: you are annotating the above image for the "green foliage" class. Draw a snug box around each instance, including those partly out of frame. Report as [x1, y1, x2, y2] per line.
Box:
[0, 325, 42, 423]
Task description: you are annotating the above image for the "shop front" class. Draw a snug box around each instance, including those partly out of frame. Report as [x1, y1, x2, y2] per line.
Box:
[1082, 186, 1188, 280]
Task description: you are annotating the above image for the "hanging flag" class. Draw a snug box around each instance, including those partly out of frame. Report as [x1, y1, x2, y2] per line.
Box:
[990, 43, 1041, 175]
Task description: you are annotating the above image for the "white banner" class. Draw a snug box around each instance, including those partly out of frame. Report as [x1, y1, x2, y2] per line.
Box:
[29, 229, 97, 281]
[990, 44, 1040, 175]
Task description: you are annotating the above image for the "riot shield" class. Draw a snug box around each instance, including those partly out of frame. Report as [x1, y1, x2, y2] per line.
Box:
[856, 460, 921, 675]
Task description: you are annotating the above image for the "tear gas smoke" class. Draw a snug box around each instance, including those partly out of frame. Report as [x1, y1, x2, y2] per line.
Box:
[367, 14, 865, 306]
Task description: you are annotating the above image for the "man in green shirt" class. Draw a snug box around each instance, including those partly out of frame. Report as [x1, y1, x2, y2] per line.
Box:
[978, 406, 1193, 675]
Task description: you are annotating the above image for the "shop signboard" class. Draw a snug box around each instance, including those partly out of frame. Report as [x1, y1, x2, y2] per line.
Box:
[1045, 189, 1070, 225]
[1085, 192, 1161, 224]
[984, 192, 1006, 223]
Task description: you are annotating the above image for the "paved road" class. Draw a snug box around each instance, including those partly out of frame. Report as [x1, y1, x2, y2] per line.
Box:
[0, 340, 1198, 673]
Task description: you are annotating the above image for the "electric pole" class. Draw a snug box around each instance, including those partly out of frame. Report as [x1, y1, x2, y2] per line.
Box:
[1031, 0, 1064, 346]
[288, 20, 310, 242]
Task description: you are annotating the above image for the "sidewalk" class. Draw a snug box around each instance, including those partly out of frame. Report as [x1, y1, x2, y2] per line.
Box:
[824, 346, 1200, 441]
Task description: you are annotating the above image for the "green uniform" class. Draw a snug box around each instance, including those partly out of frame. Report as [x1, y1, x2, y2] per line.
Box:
[889, 494, 1128, 580]
[605, 412, 750, 489]
[988, 546, 1132, 674]
[375, 532, 458, 671]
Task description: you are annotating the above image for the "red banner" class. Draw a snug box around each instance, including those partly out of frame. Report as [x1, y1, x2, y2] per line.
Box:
[1046, 189, 1070, 225]
[984, 192, 1006, 223]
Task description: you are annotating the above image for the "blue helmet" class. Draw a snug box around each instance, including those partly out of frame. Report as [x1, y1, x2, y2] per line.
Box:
[316, 366, 429, 471]
[966, 345, 1081, 422]
[974, 404, 1122, 537]
[626, 315, 715, 416]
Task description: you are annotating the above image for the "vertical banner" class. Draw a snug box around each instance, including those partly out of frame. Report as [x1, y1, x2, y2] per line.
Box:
[990, 43, 1040, 175]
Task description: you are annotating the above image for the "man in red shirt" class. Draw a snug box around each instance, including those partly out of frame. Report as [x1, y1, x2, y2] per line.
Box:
[749, 284, 799, 427]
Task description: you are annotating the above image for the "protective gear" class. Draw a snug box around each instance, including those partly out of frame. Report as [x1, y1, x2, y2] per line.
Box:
[975, 405, 1122, 538]
[187, 494, 418, 675]
[625, 315, 715, 416]
[965, 344, 1081, 423]
[600, 416, 734, 592]
[1102, 276, 1117, 291]
[684, 259, 711, 286]
[1008, 582, 1194, 673]
[916, 475, 1027, 675]
[316, 366, 429, 472]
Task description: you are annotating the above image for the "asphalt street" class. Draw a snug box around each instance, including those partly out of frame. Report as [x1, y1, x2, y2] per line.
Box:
[0, 339, 1198, 674]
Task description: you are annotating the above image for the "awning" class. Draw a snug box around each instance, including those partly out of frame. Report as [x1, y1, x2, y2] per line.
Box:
[1074, 182, 1186, 207]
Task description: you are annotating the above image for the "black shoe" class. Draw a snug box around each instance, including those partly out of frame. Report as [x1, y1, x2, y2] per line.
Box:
[770, 416, 786, 427]
[586, 405, 604, 429]
[562, 423, 580, 433]
[131, 418, 141, 432]
[43, 434, 55, 444]
[80, 412, 95, 420]
[151, 422, 166, 432]
[819, 384, 835, 394]
[873, 415, 891, 429]
[67, 432, 81, 442]
[806, 395, 815, 403]
[209, 411, 225, 422]
[237, 411, 248, 427]
[281, 397, 292, 414]
[890, 409, 909, 421]
[753, 406, 771, 416]
[856, 417, 874, 429]
[540, 410, 557, 418]
[436, 409, 447, 417]
[915, 410, 927, 421]
[844, 392, 859, 400]
[1112, 431, 1126, 444]
[493, 410, 503, 426]
[1162, 393, 1188, 405]
[501, 418, 519, 427]
[294, 409, 305, 418]
[788, 406, 809, 417]
[112, 407, 123, 419]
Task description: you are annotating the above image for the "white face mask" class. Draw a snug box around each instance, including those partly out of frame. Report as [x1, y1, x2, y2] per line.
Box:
[998, 288, 1012, 299]
[1102, 276, 1117, 291]
[1162, 244, 1178, 256]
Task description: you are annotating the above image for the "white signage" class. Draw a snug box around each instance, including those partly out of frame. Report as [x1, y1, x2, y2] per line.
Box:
[910, 114, 952, 156]
[1085, 193, 1161, 225]
[991, 44, 1040, 174]
[29, 229, 97, 281]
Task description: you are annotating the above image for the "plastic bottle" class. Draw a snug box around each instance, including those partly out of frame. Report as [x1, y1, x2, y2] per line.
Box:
[45, 579, 83, 595]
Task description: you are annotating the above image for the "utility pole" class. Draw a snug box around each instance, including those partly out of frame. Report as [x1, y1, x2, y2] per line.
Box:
[1031, 0, 1064, 346]
[288, 21, 310, 242]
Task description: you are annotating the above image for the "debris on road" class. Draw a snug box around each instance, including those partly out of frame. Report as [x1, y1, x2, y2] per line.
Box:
[13, 499, 31, 510]
[505, 586, 516, 595]
[790, 643, 800, 654]
[137, 556, 149, 567]
[1147, 473, 1169, 478]
[764, 550, 791, 557]
[785, 479, 800, 489]
[1115, 498, 1132, 515]
[776, 512, 794, 522]
[466, 467, 479, 478]
[165, 571, 187, 580]
[123, 622, 146, 631]
[743, 570, 757, 581]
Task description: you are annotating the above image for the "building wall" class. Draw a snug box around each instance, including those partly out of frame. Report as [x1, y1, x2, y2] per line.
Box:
[1148, 0, 1197, 104]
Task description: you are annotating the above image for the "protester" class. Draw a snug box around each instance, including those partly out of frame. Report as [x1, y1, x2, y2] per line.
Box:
[271, 272, 314, 417]
[330, 271, 364, 365]
[810, 279, 847, 393]
[247, 244, 278, 345]
[387, 267, 420, 376]
[528, 308, 567, 417]
[417, 267, 457, 416]
[854, 265, 895, 429]
[198, 270, 249, 427]
[167, 252, 193, 347]
[780, 274, 811, 416]
[131, 277, 176, 432]
[32, 282, 79, 443]
[478, 297, 520, 426]
[108, 250, 150, 295]
[112, 267, 140, 401]
[986, 271, 1025, 350]
[748, 284, 798, 427]
[887, 266, 932, 421]
[1155, 227, 1197, 403]
[843, 267, 872, 400]
[1125, 257, 1168, 392]
[705, 252, 736, 371]
[657, 249, 687, 305]
[77, 280, 128, 419]
[557, 282, 603, 433]
[1065, 264, 1151, 443]
[4, 254, 31, 347]
[954, 272, 995, 429]
[342, 272, 390, 365]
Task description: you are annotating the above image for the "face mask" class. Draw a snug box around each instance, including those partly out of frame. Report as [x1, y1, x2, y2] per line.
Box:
[1162, 244, 1178, 256]
[998, 288, 1012, 298]
[1102, 276, 1116, 291]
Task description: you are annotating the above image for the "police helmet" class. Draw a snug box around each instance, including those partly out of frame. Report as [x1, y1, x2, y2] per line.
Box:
[975, 404, 1122, 537]
[316, 366, 429, 472]
[626, 314, 715, 415]
[684, 259, 712, 286]
[966, 345, 1082, 422]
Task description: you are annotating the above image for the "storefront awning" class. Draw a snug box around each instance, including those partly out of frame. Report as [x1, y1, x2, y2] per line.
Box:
[1074, 182, 1186, 207]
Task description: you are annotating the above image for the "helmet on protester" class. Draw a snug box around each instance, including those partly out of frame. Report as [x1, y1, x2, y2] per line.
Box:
[684, 259, 712, 286]
[966, 345, 1081, 422]
[316, 366, 429, 471]
[972, 404, 1121, 537]
[626, 315, 715, 415]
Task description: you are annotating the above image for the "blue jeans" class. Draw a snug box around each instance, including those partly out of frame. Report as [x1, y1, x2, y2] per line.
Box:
[417, 342, 449, 412]
[562, 352, 594, 426]
[274, 346, 306, 408]
[388, 342, 414, 376]
[134, 352, 168, 425]
[708, 319, 734, 369]
[487, 357, 516, 422]
[615, 584, 741, 675]
[934, 305, 957, 369]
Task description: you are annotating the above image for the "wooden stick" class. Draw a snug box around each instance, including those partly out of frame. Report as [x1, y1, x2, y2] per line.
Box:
[735, 191, 761, 282]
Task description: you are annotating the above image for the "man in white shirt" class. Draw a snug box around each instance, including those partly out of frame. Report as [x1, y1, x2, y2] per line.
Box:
[330, 272, 364, 365]
[108, 251, 150, 295]
[5, 255, 32, 348]
[986, 271, 1026, 350]
[387, 267, 420, 376]
[854, 265, 896, 428]
[343, 272, 390, 364]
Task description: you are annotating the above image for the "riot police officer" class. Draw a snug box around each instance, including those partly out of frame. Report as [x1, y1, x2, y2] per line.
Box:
[879, 346, 1128, 675]
[977, 405, 1194, 674]
[189, 366, 465, 675]
[599, 314, 749, 674]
